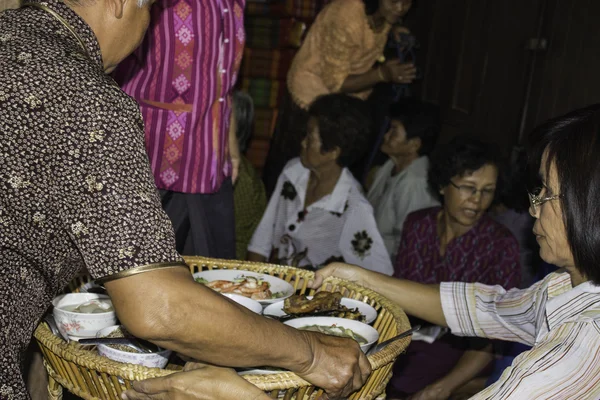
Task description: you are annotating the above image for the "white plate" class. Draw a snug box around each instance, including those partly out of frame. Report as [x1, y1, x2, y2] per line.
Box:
[284, 317, 379, 353]
[193, 270, 295, 305]
[222, 294, 263, 314]
[262, 296, 377, 324]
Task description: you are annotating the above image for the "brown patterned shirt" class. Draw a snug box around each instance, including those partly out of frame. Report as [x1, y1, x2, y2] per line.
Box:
[0, 1, 181, 397]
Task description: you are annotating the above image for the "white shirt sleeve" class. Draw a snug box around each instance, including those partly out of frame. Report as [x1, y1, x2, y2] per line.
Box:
[390, 177, 439, 258]
[339, 201, 394, 275]
[247, 173, 285, 258]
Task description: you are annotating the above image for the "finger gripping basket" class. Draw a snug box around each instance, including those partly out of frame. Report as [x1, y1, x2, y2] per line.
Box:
[35, 256, 411, 400]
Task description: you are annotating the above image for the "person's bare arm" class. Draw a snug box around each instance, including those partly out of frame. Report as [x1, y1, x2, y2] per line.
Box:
[246, 251, 267, 263]
[311, 262, 447, 326]
[105, 267, 371, 397]
[340, 61, 417, 93]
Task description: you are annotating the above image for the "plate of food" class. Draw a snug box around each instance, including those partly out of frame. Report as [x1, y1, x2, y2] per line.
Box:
[284, 316, 379, 352]
[262, 292, 378, 324]
[193, 270, 295, 304]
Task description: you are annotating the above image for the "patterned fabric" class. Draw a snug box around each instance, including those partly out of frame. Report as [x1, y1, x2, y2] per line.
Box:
[0, 2, 181, 397]
[240, 78, 285, 108]
[248, 158, 393, 274]
[287, 0, 390, 108]
[246, 0, 330, 20]
[441, 272, 600, 399]
[241, 48, 296, 81]
[394, 207, 521, 288]
[244, 17, 301, 49]
[234, 156, 267, 259]
[252, 107, 279, 139]
[367, 157, 440, 259]
[114, 0, 245, 194]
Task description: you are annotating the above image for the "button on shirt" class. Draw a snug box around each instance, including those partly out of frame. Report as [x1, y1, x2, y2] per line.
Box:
[441, 272, 600, 399]
[0, 1, 181, 397]
[367, 157, 440, 259]
[114, 0, 246, 194]
[248, 158, 393, 274]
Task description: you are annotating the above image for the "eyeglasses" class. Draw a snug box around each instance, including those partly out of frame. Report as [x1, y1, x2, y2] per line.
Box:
[528, 188, 561, 214]
[449, 181, 495, 200]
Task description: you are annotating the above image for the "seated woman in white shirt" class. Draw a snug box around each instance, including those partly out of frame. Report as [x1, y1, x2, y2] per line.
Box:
[247, 94, 393, 275]
[367, 99, 441, 259]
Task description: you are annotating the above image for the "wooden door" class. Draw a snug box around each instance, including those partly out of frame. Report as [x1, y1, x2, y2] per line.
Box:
[522, 0, 600, 137]
[405, 0, 544, 152]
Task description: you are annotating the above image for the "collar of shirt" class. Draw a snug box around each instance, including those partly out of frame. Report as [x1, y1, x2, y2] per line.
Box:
[28, 0, 103, 69]
[544, 272, 600, 332]
[283, 160, 356, 214]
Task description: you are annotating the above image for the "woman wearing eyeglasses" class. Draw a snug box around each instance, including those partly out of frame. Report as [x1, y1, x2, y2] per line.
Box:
[374, 136, 521, 399]
[312, 106, 600, 399]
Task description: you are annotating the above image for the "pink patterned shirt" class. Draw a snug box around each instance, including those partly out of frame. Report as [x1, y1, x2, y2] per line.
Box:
[394, 207, 520, 288]
[114, 0, 245, 193]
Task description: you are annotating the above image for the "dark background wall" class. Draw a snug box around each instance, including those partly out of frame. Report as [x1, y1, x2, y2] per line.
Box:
[404, 0, 600, 155]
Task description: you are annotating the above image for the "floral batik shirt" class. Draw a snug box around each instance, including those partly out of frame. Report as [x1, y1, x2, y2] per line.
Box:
[0, 2, 181, 398]
[248, 158, 393, 274]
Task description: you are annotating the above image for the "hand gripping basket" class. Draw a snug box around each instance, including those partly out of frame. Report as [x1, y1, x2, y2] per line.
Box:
[35, 256, 411, 400]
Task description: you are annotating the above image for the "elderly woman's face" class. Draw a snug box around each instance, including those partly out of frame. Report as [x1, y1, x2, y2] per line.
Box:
[441, 164, 497, 229]
[531, 156, 575, 268]
[379, 0, 412, 24]
[300, 117, 338, 170]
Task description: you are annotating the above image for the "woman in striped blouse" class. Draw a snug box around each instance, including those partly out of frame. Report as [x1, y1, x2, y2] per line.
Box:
[313, 104, 600, 399]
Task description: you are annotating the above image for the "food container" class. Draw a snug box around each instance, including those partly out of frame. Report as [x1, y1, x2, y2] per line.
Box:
[284, 316, 379, 352]
[96, 325, 171, 369]
[52, 293, 117, 338]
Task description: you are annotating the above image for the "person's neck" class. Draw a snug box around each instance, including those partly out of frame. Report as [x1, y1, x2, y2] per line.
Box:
[305, 163, 343, 207]
[567, 267, 588, 287]
[437, 210, 472, 254]
[390, 153, 418, 176]
[66, 2, 115, 72]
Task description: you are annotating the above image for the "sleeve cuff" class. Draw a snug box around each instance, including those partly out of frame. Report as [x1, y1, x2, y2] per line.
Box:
[440, 281, 478, 337]
[96, 262, 189, 284]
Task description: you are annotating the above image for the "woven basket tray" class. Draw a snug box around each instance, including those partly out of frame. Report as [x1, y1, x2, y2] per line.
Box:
[35, 256, 411, 400]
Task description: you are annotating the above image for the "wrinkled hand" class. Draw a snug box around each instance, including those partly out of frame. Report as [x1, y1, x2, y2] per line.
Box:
[309, 262, 368, 290]
[121, 362, 270, 400]
[380, 60, 417, 84]
[296, 331, 372, 399]
[406, 383, 452, 400]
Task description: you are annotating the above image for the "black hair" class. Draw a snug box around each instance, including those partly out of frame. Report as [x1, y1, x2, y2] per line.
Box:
[232, 91, 254, 153]
[388, 98, 440, 156]
[527, 103, 600, 284]
[307, 94, 371, 168]
[428, 136, 503, 202]
[496, 147, 530, 213]
[363, 0, 379, 15]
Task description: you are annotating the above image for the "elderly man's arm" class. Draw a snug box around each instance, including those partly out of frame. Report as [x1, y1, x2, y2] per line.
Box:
[105, 266, 371, 398]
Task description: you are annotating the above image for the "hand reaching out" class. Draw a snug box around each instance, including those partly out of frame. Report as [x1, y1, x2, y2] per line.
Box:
[121, 362, 270, 400]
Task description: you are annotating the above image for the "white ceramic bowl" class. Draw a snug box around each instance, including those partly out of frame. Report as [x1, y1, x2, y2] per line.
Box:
[263, 297, 378, 324]
[284, 317, 379, 352]
[96, 326, 171, 369]
[193, 269, 295, 304]
[52, 293, 117, 338]
[222, 293, 263, 314]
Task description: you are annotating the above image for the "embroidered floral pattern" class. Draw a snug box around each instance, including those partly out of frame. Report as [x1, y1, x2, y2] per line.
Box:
[351, 230, 373, 260]
[281, 181, 297, 200]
